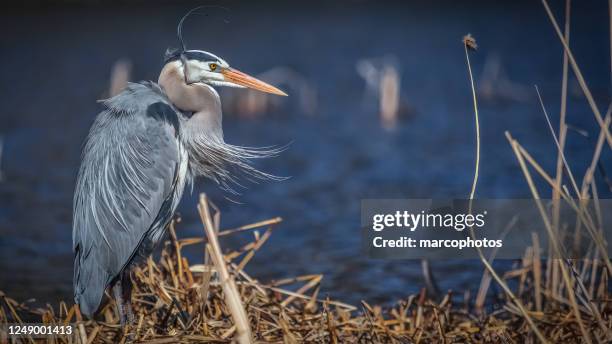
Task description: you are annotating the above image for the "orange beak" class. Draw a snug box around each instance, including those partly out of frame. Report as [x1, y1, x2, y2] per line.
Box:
[221, 68, 287, 96]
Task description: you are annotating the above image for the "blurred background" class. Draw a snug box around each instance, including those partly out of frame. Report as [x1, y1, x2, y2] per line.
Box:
[0, 0, 610, 307]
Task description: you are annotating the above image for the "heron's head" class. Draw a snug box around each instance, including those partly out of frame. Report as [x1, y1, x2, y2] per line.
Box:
[163, 48, 287, 96]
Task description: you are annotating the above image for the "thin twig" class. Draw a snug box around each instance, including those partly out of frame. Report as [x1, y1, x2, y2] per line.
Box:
[535, 85, 580, 197]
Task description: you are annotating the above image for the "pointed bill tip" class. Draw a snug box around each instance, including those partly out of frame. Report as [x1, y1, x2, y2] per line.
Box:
[222, 68, 288, 97]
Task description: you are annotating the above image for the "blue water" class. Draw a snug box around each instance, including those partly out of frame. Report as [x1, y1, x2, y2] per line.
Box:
[0, 1, 610, 307]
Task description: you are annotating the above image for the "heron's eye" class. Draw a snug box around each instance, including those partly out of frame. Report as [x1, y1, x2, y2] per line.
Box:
[209, 63, 217, 71]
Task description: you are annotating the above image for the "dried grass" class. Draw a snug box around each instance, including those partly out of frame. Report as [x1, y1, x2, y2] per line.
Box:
[1, 190, 610, 343]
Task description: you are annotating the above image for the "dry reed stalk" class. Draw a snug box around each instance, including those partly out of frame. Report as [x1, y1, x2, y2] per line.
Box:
[197, 194, 252, 344]
[218, 217, 282, 237]
[541, 0, 612, 149]
[547, 6, 569, 301]
[518, 247, 532, 296]
[536, 86, 580, 197]
[502, 132, 606, 251]
[553, 0, 571, 238]
[380, 65, 400, 130]
[463, 34, 549, 343]
[474, 216, 517, 310]
[581, 106, 612, 197]
[167, 222, 183, 286]
[511, 140, 612, 274]
[463, 35, 480, 202]
[532, 233, 543, 312]
[535, 84, 603, 300]
[506, 132, 593, 343]
[420, 260, 439, 297]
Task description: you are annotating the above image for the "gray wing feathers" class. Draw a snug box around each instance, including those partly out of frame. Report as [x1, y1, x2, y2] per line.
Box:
[73, 83, 181, 316]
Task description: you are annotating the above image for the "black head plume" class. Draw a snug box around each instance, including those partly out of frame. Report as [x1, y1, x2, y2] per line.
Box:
[176, 5, 230, 54]
[166, 6, 230, 82]
[177, 6, 203, 53]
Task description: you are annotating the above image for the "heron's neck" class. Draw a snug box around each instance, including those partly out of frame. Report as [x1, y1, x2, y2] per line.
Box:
[158, 62, 221, 114]
[158, 61, 223, 139]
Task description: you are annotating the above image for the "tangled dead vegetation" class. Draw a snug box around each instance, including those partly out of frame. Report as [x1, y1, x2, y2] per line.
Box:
[1, 194, 609, 343]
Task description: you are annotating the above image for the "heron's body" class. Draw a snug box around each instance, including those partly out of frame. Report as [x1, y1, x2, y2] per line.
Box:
[72, 48, 286, 320]
[73, 81, 190, 316]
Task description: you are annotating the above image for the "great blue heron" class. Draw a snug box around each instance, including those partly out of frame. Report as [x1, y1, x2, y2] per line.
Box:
[72, 9, 286, 325]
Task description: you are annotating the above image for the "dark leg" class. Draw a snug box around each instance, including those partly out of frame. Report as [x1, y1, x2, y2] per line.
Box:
[121, 270, 135, 324]
[112, 282, 127, 326]
[113, 270, 135, 327]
